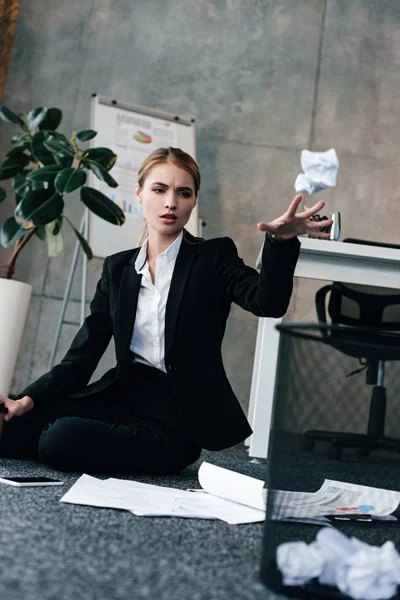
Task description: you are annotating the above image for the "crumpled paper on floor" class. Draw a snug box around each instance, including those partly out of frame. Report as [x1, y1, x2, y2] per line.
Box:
[276, 540, 325, 586]
[294, 148, 339, 195]
[277, 527, 400, 600]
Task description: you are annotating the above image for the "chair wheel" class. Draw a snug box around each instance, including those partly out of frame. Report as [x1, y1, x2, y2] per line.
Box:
[356, 447, 370, 458]
[328, 445, 342, 460]
[301, 438, 315, 452]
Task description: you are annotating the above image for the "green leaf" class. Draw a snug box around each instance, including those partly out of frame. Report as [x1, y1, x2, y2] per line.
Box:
[0, 216, 29, 248]
[44, 131, 75, 150]
[0, 106, 24, 126]
[6, 143, 31, 157]
[38, 108, 62, 131]
[44, 131, 69, 143]
[43, 138, 75, 157]
[45, 221, 64, 257]
[83, 147, 116, 171]
[80, 186, 125, 225]
[0, 187, 6, 203]
[52, 216, 63, 235]
[48, 134, 74, 164]
[64, 216, 93, 260]
[31, 181, 46, 191]
[31, 131, 56, 165]
[42, 134, 74, 167]
[77, 129, 97, 142]
[1, 155, 31, 169]
[0, 164, 23, 180]
[27, 164, 63, 183]
[0, 154, 32, 180]
[54, 154, 73, 168]
[55, 167, 86, 193]
[15, 188, 53, 226]
[43, 134, 75, 167]
[15, 188, 64, 228]
[27, 107, 48, 128]
[35, 226, 46, 241]
[87, 160, 118, 188]
[12, 133, 31, 145]
[12, 174, 25, 189]
[12, 174, 30, 197]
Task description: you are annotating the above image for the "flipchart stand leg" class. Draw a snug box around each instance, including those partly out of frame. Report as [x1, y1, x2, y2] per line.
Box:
[48, 214, 87, 370]
[246, 316, 282, 459]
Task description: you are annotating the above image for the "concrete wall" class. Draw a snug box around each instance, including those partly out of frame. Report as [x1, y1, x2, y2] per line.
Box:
[1, 1, 399, 422]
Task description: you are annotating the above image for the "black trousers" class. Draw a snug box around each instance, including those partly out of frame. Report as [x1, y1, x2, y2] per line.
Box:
[0, 363, 202, 475]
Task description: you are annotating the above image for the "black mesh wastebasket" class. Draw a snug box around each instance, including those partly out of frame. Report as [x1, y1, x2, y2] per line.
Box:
[260, 322, 400, 599]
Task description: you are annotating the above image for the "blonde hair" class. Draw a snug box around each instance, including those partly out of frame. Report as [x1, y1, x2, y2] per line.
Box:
[136, 147, 201, 246]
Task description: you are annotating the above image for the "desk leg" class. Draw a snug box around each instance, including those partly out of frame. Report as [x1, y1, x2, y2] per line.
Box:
[244, 316, 264, 448]
[247, 316, 282, 458]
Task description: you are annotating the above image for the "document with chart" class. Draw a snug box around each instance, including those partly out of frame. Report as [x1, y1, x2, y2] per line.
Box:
[270, 479, 400, 521]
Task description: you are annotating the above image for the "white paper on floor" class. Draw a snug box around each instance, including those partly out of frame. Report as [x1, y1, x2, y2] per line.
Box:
[59, 461, 266, 525]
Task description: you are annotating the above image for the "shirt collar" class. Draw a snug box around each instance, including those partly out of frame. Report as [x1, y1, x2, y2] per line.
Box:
[135, 230, 184, 274]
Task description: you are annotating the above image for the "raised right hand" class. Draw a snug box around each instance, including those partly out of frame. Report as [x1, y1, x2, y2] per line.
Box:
[257, 194, 333, 240]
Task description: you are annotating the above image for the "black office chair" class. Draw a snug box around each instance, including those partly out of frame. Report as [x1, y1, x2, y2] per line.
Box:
[302, 238, 400, 459]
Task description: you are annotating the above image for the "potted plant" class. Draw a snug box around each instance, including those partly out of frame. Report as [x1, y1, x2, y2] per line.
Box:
[0, 105, 125, 396]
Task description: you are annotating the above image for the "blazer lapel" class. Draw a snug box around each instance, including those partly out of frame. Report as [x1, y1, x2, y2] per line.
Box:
[164, 234, 198, 360]
[117, 250, 142, 367]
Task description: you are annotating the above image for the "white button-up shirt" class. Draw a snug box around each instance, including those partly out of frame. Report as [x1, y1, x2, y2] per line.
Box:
[130, 231, 183, 373]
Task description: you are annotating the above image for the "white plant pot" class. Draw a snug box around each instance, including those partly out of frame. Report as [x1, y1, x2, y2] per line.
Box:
[0, 278, 32, 397]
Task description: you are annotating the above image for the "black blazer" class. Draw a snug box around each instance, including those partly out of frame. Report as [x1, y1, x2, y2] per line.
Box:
[19, 230, 300, 450]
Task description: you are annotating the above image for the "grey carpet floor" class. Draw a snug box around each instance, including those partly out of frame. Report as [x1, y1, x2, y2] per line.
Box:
[0, 444, 285, 600]
[3, 439, 400, 600]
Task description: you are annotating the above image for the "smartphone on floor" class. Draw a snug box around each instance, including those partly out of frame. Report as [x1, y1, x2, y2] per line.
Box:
[0, 476, 64, 487]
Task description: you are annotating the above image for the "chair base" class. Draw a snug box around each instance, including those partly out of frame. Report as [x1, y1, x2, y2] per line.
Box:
[302, 429, 400, 460]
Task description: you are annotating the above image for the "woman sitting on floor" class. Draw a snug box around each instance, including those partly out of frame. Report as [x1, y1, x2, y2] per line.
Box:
[0, 147, 330, 474]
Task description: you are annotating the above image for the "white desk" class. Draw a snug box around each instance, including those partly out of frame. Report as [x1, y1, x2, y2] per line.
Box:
[247, 238, 400, 458]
